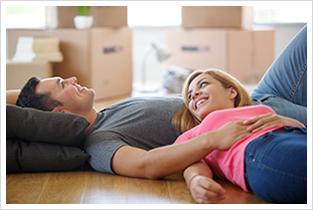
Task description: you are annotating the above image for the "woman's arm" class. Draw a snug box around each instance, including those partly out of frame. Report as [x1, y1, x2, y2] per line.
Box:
[112, 120, 251, 179]
[244, 113, 306, 133]
[6, 90, 20, 105]
[184, 160, 225, 204]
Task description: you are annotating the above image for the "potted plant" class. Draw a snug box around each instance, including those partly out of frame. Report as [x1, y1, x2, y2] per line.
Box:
[74, 6, 93, 29]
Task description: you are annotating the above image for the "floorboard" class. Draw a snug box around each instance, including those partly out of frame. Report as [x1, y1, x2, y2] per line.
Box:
[6, 173, 50, 204]
[36, 172, 87, 204]
[6, 171, 271, 204]
[82, 172, 128, 204]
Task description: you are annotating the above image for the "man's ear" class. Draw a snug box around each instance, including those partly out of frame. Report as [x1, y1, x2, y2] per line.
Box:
[228, 86, 238, 100]
[52, 106, 71, 113]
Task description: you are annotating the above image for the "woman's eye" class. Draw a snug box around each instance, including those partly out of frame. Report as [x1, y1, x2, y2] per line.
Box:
[61, 81, 64, 88]
[200, 82, 208, 88]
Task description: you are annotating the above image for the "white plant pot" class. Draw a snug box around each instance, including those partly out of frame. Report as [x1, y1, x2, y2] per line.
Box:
[74, 16, 93, 29]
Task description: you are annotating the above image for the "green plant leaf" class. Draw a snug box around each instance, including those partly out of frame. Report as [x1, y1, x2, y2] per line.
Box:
[76, 6, 91, 16]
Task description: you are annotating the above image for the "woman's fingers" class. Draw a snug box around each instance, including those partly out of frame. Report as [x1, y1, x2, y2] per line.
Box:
[191, 176, 226, 203]
[199, 176, 225, 195]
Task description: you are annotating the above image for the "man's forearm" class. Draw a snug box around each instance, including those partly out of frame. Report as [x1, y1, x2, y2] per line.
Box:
[138, 120, 251, 179]
[139, 131, 217, 179]
[6, 90, 20, 105]
[112, 120, 250, 179]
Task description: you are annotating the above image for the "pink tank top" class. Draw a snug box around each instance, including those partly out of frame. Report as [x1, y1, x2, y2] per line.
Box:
[174, 105, 283, 192]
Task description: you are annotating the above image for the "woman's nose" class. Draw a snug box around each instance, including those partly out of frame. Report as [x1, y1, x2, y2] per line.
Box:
[191, 91, 201, 100]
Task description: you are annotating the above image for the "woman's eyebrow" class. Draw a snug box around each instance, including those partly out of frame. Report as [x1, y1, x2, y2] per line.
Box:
[188, 76, 209, 96]
[197, 78, 205, 86]
[188, 78, 204, 95]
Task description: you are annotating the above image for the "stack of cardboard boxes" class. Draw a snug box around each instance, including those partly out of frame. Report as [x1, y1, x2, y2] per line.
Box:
[7, 6, 132, 100]
[166, 6, 275, 84]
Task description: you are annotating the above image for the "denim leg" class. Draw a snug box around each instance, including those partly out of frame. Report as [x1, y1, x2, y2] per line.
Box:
[252, 97, 307, 127]
[251, 25, 307, 107]
[244, 127, 307, 204]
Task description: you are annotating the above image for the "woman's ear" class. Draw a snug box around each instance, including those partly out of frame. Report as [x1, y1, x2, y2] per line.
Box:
[228, 86, 238, 100]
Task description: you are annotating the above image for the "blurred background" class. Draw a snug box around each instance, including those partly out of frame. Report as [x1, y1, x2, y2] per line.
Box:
[4, 2, 310, 101]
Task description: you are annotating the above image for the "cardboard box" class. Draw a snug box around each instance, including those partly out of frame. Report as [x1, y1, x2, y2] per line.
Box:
[8, 27, 133, 100]
[166, 28, 275, 84]
[6, 61, 53, 90]
[57, 6, 127, 28]
[181, 6, 253, 29]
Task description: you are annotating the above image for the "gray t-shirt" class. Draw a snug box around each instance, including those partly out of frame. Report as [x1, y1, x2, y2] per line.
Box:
[84, 95, 184, 174]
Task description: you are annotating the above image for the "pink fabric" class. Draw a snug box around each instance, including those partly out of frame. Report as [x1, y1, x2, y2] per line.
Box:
[174, 105, 283, 192]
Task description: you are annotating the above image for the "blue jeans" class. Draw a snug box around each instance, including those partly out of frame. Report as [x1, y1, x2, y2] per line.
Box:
[251, 25, 307, 126]
[244, 127, 307, 204]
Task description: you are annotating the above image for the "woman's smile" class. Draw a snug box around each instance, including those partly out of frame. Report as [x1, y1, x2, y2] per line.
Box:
[195, 97, 209, 109]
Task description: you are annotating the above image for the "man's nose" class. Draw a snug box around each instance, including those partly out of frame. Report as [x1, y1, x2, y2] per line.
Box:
[65, 77, 77, 85]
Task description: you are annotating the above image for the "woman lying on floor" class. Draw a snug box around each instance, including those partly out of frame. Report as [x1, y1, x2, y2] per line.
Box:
[172, 25, 307, 204]
[173, 68, 306, 204]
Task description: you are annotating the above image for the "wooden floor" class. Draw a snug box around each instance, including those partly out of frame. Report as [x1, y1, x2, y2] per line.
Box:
[6, 171, 271, 204]
[6, 87, 272, 205]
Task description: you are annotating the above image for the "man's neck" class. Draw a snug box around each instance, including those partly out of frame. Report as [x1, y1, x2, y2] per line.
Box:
[83, 107, 98, 136]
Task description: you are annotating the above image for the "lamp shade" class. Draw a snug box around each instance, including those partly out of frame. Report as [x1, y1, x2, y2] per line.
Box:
[150, 40, 172, 62]
[136, 39, 172, 93]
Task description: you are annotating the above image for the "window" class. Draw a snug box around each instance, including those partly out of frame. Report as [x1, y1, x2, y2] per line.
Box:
[127, 5, 181, 27]
[253, 4, 309, 24]
[6, 6, 45, 28]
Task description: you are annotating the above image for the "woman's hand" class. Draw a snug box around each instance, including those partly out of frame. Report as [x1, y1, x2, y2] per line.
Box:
[184, 161, 225, 204]
[189, 175, 226, 204]
[243, 113, 305, 133]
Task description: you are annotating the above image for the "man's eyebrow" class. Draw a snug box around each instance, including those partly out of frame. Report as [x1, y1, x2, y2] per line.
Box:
[56, 78, 61, 88]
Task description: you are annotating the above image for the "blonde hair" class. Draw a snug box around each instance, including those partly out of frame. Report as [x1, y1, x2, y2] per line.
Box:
[172, 69, 253, 133]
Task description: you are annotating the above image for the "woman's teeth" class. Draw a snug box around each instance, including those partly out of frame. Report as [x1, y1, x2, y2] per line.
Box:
[196, 99, 206, 108]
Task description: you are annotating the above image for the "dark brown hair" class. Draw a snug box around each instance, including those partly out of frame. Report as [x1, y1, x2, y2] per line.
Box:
[16, 77, 63, 111]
